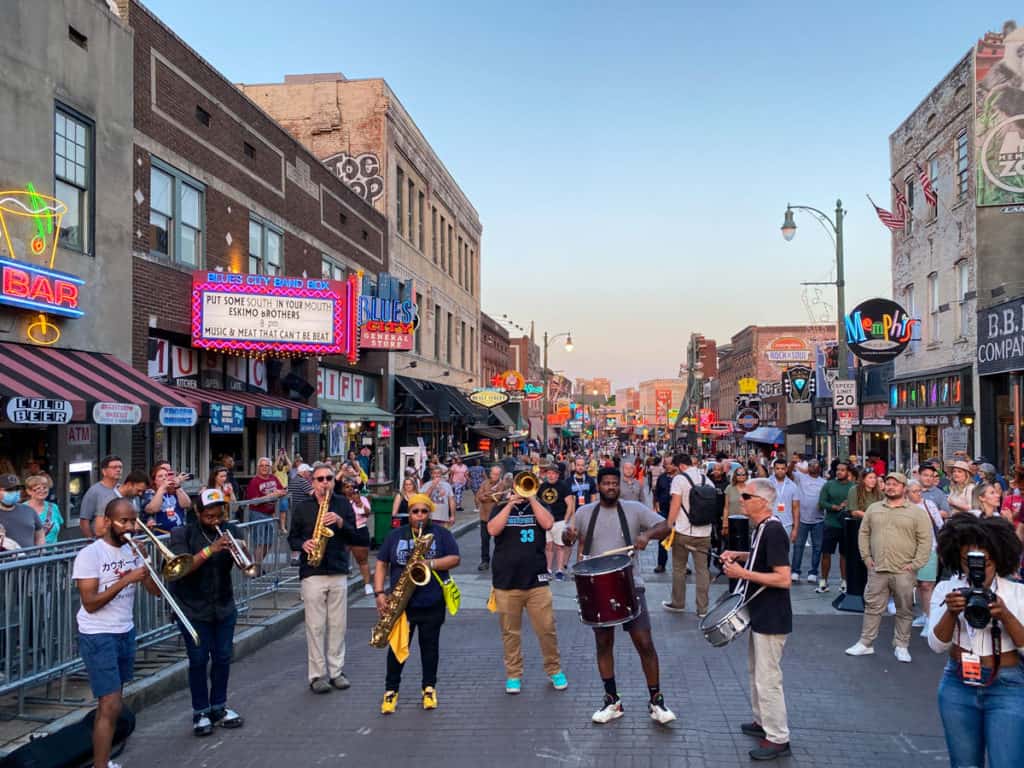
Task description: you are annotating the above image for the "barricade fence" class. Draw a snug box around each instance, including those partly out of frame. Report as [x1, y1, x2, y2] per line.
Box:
[0, 499, 294, 711]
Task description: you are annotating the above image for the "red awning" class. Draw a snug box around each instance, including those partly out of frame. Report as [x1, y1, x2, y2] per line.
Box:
[0, 341, 196, 422]
[178, 387, 302, 419]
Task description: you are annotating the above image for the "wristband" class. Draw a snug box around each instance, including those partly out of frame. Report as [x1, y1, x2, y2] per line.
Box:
[202, 546, 212, 558]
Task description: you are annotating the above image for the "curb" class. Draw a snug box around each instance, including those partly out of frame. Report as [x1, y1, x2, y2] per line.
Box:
[17, 519, 479, 743]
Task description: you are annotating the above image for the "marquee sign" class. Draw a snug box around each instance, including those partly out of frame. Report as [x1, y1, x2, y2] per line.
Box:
[357, 275, 416, 350]
[191, 271, 357, 360]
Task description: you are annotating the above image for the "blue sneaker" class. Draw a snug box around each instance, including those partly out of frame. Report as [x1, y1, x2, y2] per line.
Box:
[555, 571, 566, 582]
[505, 678, 521, 694]
[550, 672, 568, 691]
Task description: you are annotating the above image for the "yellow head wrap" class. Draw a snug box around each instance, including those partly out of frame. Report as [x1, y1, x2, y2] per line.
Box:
[407, 493, 435, 513]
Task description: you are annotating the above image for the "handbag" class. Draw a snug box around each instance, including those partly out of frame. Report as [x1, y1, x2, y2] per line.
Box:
[433, 570, 461, 615]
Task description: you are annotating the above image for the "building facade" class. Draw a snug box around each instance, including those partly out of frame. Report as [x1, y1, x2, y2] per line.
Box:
[480, 312, 512, 388]
[575, 377, 612, 399]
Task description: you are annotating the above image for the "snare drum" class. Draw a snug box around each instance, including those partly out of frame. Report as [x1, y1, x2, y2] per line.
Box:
[699, 592, 751, 647]
[572, 554, 640, 627]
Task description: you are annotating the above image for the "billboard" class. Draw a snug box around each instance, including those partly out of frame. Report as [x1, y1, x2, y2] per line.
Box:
[655, 389, 672, 422]
[191, 271, 357, 359]
[975, 24, 1024, 206]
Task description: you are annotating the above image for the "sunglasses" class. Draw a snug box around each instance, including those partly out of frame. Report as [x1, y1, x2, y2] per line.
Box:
[313, 476, 334, 482]
[409, 507, 430, 514]
[740, 493, 764, 501]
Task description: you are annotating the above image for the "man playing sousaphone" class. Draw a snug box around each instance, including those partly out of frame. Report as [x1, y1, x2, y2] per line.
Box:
[562, 467, 675, 725]
[720, 477, 793, 761]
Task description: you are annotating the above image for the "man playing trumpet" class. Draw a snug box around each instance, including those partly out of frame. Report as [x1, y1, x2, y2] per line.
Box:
[169, 489, 249, 736]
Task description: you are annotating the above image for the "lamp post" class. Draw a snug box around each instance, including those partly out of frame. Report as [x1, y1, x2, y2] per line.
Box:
[541, 330, 573, 453]
[781, 200, 849, 461]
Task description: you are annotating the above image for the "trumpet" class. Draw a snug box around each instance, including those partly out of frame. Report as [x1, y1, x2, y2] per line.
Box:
[124, 533, 199, 645]
[492, 472, 540, 503]
[217, 525, 257, 577]
[134, 520, 193, 581]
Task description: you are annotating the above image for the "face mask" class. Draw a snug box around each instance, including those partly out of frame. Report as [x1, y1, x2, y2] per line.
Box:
[2, 491, 20, 506]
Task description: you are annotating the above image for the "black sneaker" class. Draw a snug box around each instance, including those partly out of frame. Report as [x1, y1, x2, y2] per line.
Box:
[478, 561, 490, 571]
[653, 566, 666, 573]
[749, 740, 791, 761]
[210, 708, 244, 729]
[192, 714, 213, 737]
[740, 722, 766, 737]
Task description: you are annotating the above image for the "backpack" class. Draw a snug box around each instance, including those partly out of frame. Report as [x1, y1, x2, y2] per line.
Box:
[679, 472, 720, 527]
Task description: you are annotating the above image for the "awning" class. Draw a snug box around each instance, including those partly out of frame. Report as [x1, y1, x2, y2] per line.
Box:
[0, 341, 195, 422]
[320, 401, 395, 422]
[470, 425, 514, 439]
[179, 387, 303, 419]
[785, 419, 826, 436]
[743, 426, 786, 445]
[490, 405, 516, 429]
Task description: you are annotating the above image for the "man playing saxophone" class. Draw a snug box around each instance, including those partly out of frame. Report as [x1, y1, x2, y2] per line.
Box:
[168, 489, 247, 735]
[287, 462, 357, 694]
[374, 494, 460, 714]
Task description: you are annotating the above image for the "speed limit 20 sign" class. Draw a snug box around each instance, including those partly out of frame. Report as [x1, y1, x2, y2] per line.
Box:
[832, 380, 857, 409]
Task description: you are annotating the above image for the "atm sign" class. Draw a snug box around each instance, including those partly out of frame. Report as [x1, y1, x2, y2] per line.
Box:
[0, 257, 84, 318]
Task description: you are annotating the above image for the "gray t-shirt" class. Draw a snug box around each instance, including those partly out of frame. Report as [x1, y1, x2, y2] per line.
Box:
[922, 485, 951, 513]
[572, 500, 664, 587]
[618, 478, 644, 502]
[0, 503, 43, 548]
[422, 480, 455, 521]
[79, 482, 120, 522]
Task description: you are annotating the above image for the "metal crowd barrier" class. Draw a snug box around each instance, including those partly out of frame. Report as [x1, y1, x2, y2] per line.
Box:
[0, 513, 294, 716]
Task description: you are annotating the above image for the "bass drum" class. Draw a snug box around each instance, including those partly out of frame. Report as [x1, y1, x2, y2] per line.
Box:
[571, 553, 640, 627]
[699, 592, 751, 647]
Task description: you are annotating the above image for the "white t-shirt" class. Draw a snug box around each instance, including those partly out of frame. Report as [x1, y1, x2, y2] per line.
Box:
[928, 575, 1024, 656]
[670, 467, 713, 537]
[72, 539, 141, 635]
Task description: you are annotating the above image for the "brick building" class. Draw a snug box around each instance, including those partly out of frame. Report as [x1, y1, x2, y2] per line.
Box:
[480, 312, 511, 387]
[120, 1, 389, 479]
[575, 377, 613, 399]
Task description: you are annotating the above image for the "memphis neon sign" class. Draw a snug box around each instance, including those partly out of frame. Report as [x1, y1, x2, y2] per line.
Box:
[844, 298, 918, 363]
[0, 256, 84, 318]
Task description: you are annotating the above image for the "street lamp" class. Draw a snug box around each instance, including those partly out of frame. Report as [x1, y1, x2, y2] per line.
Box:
[542, 331, 573, 452]
[780, 199, 849, 461]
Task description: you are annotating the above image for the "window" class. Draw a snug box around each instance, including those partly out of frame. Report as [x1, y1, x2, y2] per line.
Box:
[55, 107, 92, 252]
[415, 292, 423, 354]
[396, 167, 404, 236]
[249, 217, 283, 275]
[928, 157, 939, 214]
[431, 207, 438, 263]
[956, 131, 969, 198]
[457, 236, 463, 285]
[956, 260, 970, 337]
[460, 320, 466, 369]
[418, 191, 425, 250]
[468, 248, 474, 295]
[904, 177, 914, 235]
[469, 326, 475, 373]
[904, 284, 918, 354]
[434, 304, 442, 359]
[446, 312, 453, 364]
[407, 179, 414, 242]
[447, 225, 454, 275]
[928, 272, 940, 343]
[149, 159, 203, 266]
[439, 215, 446, 266]
[195, 105, 210, 127]
[321, 255, 345, 281]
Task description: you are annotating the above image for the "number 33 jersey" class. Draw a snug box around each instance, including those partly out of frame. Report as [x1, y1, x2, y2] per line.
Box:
[489, 502, 550, 590]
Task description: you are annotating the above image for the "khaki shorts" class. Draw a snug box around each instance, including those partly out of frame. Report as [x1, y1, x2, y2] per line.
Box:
[546, 520, 567, 545]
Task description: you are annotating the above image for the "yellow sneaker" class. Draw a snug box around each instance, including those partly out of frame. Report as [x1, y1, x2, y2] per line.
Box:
[422, 686, 437, 710]
[380, 690, 398, 714]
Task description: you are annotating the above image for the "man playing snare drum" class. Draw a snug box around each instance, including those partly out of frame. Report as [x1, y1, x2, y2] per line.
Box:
[721, 477, 793, 761]
[563, 467, 674, 725]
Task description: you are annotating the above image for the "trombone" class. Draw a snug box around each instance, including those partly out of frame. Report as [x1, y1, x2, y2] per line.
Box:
[132, 520, 193, 581]
[124, 532, 199, 645]
[217, 525, 257, 577]
[492, 472, 540, 503]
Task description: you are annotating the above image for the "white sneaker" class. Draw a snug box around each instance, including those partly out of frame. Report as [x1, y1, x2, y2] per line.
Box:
[845, 642, 874, 656]
[806, 573, 817, 583]
[364, 583, 374, 596]
[840, 580, 847, 593]
[894, 646, 912, 663]
[108, 763, 123, 768]
[920, 625, 930, 638]
[648, 699, 676, 724]
[791, 572, 799, 583]
[592, 696, 624, 723]
[911, 614, 927, 628]
[815, 579, 829, 594]
[887, 598, 896, 615]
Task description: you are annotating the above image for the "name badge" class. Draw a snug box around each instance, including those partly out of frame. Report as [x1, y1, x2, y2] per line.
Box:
[960, 652, 983, 685]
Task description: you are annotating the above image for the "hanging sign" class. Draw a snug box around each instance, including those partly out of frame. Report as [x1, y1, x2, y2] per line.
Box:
[259, 406, 288, 422]
[67, 424, 92, 444]
[92, 402, 142, 425]
[765, 337, 812, 363]
[738, 377, 759, 395]
[782, 365, 815, 403]
[736, 408, 760, 432]
[523, 382, 544, 401]
[469, 389, 510, 408]
[299, 409, 322, 433]
[159, 406, 197, 427]
[844, 298, 918, 363]
[5, 397, 72, 424]
[209, 403, 245, 434]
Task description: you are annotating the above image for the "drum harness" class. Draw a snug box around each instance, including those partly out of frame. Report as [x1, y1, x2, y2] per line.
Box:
[729, 516, 783, 608]
[581, 502, 634, 560]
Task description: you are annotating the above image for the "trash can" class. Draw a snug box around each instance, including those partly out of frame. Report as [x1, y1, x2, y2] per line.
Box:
[370, 495, 394, 548]
[726, 515, 751, 593]
[833, 516, 866, 613]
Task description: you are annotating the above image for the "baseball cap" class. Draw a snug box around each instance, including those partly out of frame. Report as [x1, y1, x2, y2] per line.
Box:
[884, 471, 907, 485]
[0, 474, 22, 490]
[200, 488, 226, 507]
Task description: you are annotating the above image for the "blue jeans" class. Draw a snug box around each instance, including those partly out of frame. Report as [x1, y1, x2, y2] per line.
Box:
[182, 610, 237, 715]
[790, 521, 823, 576]
[938, 660, 1024, 768]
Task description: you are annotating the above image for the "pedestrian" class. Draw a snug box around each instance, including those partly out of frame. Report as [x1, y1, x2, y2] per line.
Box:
[203, 466, 237, 508]
[721, 478, 794, 761]
[790, 460, 827, 584]
[662, 454, 712, 617]
[245, 457, 287, 522]
[474, 466, 507, 571]
[767, 458, 800, 542]
[906, 479, 945, 635]
[561, 467, 675, 725]
[448, 456, 469, 513]
[918, 462, 951, 517]
[392, 476, 418, 524]
[708, 461, 730, 548]
[487, 487, 568, 694]
[421, 465, 456, 527]
[619, 461, 643, 502]
[928, 515, 1024, 768]
[467, 459, 486, 497]
[169, 489, 246, 735]
[287, 464, 357, 694]
[846, 470, 883, 519]
[219, 454, 243, 501]
[537, 462, 575, 580]
[78, 455, 124, 539]
[357, 446, 373, 479]
[817, 462, 854, 594]
[652, 456, 677, 573]
[142, 465, 192, 534]
[0, 474, 43, 548]
[287, 463, 314, 511]
[846, 472, 932, 663]
[339, 480, 374, 595]
[947, 460, 976, 516]
[24, 474, 63, 545]
[375, 494, 461, 714]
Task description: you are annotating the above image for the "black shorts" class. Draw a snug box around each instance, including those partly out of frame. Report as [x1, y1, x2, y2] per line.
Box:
[822, 525, 843, 555]
[351, 526, 371, 548]
[591, 588, 651, 634]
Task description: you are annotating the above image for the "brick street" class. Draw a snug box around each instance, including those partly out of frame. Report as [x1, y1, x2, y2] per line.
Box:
[119, 530, 949, 768]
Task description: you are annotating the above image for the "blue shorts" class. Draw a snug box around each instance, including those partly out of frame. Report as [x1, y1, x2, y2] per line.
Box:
[79, 629, 136, 698]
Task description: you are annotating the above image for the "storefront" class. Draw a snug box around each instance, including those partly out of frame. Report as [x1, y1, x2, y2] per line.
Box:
[977, 296, 1024, 474]
[888, 365, 974, 471]
[393, 375, 491, 458]
[317, 365, 393, 483]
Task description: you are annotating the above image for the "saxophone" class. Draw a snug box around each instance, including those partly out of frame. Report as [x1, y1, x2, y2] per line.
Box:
[306, 492, 335, 568]
[370, 528, 434, 648]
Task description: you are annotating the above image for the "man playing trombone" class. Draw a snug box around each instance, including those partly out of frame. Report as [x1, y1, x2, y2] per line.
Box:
[73, 497, 161, 768]
[169, 489, 249, 736]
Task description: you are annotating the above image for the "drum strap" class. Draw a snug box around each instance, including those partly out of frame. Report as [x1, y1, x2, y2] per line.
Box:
[583, 502, 632, 557]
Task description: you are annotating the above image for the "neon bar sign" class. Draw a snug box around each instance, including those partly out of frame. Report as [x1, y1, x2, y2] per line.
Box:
[0, 255, 84, 318]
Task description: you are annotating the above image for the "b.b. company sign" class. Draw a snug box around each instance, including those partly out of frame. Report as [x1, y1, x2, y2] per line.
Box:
[977, 296, 1024, 376]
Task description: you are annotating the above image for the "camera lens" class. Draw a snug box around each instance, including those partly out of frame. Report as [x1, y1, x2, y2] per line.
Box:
[963, 593, 992, 630]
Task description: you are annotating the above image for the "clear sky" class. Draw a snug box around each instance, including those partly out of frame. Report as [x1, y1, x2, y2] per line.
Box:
[145, 0, 1017, 388]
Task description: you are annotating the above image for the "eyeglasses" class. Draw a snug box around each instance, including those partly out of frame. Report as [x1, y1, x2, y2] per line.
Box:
[313, 476, 333, 482]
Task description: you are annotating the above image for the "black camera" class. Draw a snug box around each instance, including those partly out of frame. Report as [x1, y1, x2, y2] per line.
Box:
[956, 550, 996, 629]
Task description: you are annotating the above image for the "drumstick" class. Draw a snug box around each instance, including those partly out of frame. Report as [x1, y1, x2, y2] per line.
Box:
[683, 544, 724, 562]
[595, 545, 635, 557]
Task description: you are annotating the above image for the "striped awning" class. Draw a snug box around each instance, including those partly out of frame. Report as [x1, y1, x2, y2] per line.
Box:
[178, 387, 303, 419]
[0, 342, 195, 422]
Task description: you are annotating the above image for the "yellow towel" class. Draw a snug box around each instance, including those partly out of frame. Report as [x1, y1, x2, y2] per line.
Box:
[661, 529, 675, 552]
[487, 588, 497, 613]
[388, 612, 410, 664]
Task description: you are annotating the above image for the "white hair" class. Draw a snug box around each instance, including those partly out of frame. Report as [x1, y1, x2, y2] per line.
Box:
[746, 478, 777, 505]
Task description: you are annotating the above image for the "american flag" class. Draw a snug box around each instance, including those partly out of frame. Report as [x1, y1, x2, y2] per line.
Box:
[917, 162, 937, 207]
[892, 183, 909, 220]
[868, 194, 905, 232]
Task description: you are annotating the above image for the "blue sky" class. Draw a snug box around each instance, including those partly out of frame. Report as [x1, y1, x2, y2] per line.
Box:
[145, 1, 1018, 388]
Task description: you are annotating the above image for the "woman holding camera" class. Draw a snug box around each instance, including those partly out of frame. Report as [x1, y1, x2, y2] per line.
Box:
[928, 515, 1024, 768]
